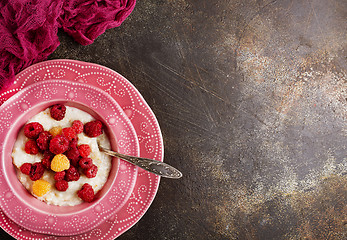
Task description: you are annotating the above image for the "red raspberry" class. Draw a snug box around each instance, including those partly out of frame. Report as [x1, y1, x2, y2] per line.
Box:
[41, 157, 51, 169]
[55, 180, 69, 191]
[24, 122, 44, 139]
[65, 147, 80, 167]
[50, 104, 66, 121]
[30, 162, 45, 181]
[43, 150, 54, 159]
[65, 166, 80, 181]
[71, 156, 80, 168]
[84, 164, 98, 178]
[79, 157, 93, 170]
[78, 144, 91, 157]
[62, 127, 76, 141]
[69, 137, 78, 149]
[36, 131, 52, 151]
[83, 120, 103, 137]
[25, 140, 40, 154]
[49, 135, 69, 154]
[72, 120, 84, 134]
[54, 171, 66, 181]
[41, 151, 54, 169]
[77, 183, 94, 202]
[20, 163, 32, 175]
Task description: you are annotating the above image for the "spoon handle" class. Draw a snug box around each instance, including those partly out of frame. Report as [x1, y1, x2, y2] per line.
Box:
[99, 146, 183, 179]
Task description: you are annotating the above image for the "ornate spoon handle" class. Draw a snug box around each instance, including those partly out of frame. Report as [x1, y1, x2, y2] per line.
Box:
[98, 145, 183, 179]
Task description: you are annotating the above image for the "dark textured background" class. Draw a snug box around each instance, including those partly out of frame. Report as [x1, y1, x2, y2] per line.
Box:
[1, 0, 346, 239]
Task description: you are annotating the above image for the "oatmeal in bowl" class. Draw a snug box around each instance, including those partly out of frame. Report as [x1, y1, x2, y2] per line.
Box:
[0, 80, 139, 236]
[12, 104, 113, 206]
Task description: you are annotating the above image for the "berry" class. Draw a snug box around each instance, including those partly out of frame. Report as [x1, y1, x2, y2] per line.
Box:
[24, 122, 44, 139]
[41, 150, 54, 169]
[36, 131, 52, 151]
[70, 156, 80, 168]
[62, 127, 76, 141]
[69, 137, 78, 149]
[43, 150, 54, 159]
[20, 163, 32, 175]
[41, 156, 51, 169]
[49, 126, 62, 137]
[54, 171, 66, 181]
[78, 144, 91, 157]
[50, 104, 66, 121]
[55, 180, 68, 191]
[79, 157, 93, 170]
[84, 164, 98, 178]
[72, 120, 84, 134]
[25, 140, 40, 155]
[49, 135, 69, 154]
[65, 166, 80, 182]
[83, 120, 103, 137]
[65, 147, 80, 167]
[51, 154, 70, 172]
[30, 162, 45, 181]
[32, 179, 51, 197]
[77, 183, 94, 202]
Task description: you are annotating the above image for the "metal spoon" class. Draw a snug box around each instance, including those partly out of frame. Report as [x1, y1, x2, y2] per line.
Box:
[98, 144, 183, 179]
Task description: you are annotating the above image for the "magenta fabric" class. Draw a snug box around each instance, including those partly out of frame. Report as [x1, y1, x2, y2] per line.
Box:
[0, 0, 136, 92]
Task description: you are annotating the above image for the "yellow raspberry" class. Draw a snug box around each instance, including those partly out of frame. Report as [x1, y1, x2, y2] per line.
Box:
[32, 179, 51, 197]
[49, 126, 62, 137]
[51, 154, 70, 172]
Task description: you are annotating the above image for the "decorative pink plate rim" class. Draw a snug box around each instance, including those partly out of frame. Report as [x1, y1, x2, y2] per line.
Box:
[0, 80, 139, 236]
[0, 59, 163, 240]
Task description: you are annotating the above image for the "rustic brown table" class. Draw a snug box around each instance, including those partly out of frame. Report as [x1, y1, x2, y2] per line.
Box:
[1, 0, 346, 239]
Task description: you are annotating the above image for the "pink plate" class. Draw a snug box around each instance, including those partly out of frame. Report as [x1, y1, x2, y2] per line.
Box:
[0, 80, 139, 236]
[0, 60, 163, 239]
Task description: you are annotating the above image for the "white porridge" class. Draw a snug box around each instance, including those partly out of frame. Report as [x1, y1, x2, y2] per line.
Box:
[12, 106, 112, 206]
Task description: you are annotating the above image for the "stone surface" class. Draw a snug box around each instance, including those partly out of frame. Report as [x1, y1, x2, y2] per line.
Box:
[1, 0, 346, 239]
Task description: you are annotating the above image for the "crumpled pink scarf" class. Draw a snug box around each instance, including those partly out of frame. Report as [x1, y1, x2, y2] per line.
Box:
[0, 0, 136, 92]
